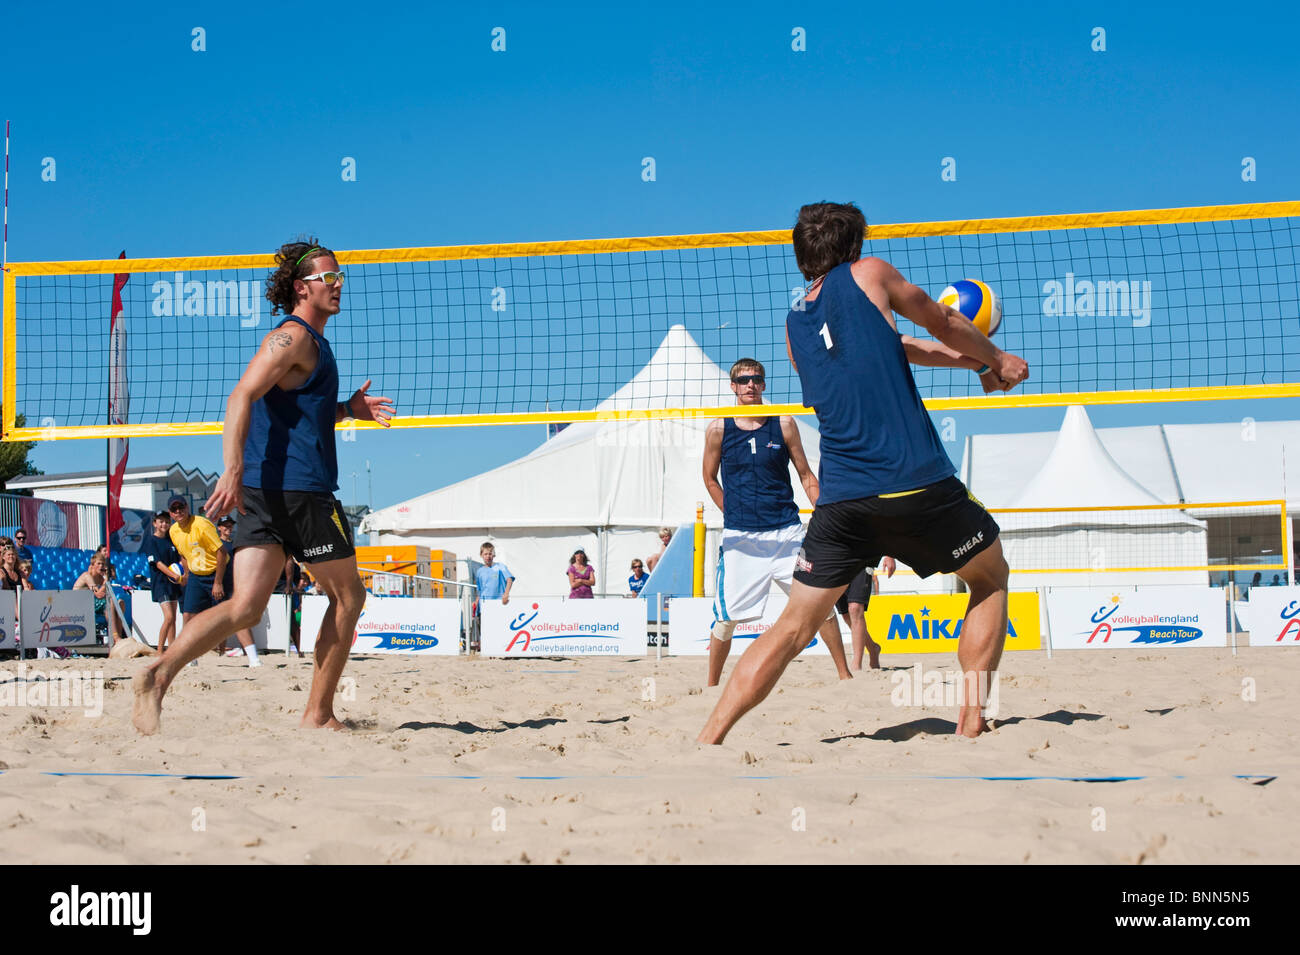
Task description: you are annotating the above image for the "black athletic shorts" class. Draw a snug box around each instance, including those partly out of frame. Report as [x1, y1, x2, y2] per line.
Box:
[796, 476, 1000, 588]
[233, 486, 355, 564]
[834, 569, 873, 615]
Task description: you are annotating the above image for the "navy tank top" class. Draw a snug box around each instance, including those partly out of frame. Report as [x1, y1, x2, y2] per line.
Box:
[720, 416, 800, 531]
[242, 316, 340, 493]
[786, 262, 955, 504]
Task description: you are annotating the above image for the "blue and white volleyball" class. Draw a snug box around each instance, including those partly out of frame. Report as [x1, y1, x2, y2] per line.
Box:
[938, 279, 1002, 337]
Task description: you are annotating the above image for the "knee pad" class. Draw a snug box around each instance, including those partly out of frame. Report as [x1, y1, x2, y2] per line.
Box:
[711, 619, 738, 643]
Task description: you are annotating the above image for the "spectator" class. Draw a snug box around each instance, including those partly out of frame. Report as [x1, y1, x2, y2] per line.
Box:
[74, 553, 121, 645]
[628, 559, 649, 595]
[276, 558, 307, 659]
[646, 527, 673, 573]
[13, 531, 33, 563]
[166, 495, 229, 631]
[91, 544, 118, 583]
[1272, 574, 1281, 586]
[0, 547, 22, 591]
[475, 543, 515, 610]
[142, 511, 184, 654]
[567, 549, 595, 598]
[473, 542, 515, 652]
[1249, 571, 1262, 595]
[17, 560, 34, 591]
[217, 516, 260, 667]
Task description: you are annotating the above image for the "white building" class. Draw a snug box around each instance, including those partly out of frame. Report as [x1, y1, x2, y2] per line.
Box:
[6, 462, 219, 513]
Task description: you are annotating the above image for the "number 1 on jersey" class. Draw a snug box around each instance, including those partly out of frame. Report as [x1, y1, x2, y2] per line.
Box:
[748, 437, 757, 455]
[819, 322, 833, 349]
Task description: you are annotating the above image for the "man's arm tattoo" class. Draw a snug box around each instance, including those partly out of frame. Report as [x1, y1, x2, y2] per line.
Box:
[267, 330, 294, 354]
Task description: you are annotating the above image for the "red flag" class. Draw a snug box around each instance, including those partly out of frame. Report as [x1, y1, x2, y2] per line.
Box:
[107, 252, 129, 536]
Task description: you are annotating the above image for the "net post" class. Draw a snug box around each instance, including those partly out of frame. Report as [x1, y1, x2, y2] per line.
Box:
[655, 596, 662, 662]
[1283, 500, 1293, 585]
[1039, 586, 1052, 659]
[1228, 580, 1237, 656]
[2, 265, 14, 440]
[692, 504, 706, 598]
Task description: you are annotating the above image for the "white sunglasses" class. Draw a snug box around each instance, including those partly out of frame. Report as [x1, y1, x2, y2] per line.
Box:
[301, 270, 345, 286]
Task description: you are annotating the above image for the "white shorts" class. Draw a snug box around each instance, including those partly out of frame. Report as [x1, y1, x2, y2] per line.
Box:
[712, 523, 804, 624]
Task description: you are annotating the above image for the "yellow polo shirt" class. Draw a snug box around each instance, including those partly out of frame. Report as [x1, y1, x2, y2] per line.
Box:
[169, 515, 222, 576]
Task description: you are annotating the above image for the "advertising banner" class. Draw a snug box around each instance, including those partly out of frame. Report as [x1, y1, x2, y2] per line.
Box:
[1245, 587, 1300, 646]
[129, 596, 270, 649]
[866, 593, 1042, 654]
[482, 598, 646, 656]
[263, 594, 290, 651]
[0, 599, 12, 650]
[1046, 587, 1226, 649]
[667, 595, 832, 656]
[20, 498, 81, 549]
[353, 596, 461, 655]
[18, 591, 97, 648]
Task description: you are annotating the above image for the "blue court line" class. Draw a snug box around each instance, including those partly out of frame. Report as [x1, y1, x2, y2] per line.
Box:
[4, 771, 1277, 783]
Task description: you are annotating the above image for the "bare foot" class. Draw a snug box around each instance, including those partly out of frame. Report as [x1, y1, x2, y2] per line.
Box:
[956, 705, 990, 738]
[132, 667, 164, 736]
[300, 712, 347, 730]
[838, 670, 854, 681]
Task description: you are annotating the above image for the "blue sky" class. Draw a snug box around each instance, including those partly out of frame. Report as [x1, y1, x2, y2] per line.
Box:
[3, 0, 1299, 509]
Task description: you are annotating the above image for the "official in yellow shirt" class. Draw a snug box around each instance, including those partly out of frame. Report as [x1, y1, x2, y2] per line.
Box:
[167, 495, 228, 622]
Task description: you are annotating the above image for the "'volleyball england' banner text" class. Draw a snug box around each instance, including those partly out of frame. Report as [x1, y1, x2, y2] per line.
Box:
[1046, 587, 1226, 649]
[482, 598, 646, 656]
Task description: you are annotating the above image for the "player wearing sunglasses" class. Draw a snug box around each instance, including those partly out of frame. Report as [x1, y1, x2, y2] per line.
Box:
[134, 238, 395, 735]
[700, 358, 853, 687]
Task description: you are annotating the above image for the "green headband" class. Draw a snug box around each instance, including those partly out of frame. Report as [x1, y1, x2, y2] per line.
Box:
[295, 247, 322, 266]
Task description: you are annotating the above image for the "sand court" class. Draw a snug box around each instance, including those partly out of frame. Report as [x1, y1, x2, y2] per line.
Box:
[0, 648, 1295, 864]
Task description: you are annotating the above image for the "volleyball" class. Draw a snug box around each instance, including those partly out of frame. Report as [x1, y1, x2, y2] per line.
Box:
[169, 563, 184, 579]
[939, 278, 1002, 337]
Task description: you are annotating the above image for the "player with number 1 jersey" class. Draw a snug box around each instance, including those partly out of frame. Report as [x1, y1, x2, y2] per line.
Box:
[701, 358, 851, 687]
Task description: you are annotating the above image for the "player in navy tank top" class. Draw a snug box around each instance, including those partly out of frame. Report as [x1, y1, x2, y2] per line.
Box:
[700, 202, 1029, 744]
[702, 359, 852, 686]
[134, 239, 396, 736]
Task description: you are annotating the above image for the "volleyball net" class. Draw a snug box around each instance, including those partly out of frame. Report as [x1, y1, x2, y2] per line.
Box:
[3, 200, 1298, 441]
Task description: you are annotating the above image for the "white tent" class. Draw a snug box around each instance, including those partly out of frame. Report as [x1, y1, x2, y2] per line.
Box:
[996, 406, 1207, 587]
[362, 325, 825, 599]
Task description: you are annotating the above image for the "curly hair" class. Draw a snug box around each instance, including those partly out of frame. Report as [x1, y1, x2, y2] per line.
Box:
[792, 202, 867, 281]
[265, 237, 336, 315]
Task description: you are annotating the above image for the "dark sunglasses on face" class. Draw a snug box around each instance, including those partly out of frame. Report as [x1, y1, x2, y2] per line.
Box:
[732, 375, 764, 385]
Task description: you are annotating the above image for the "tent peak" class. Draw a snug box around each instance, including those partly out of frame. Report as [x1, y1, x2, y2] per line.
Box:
[1009, 404, 1168, 509]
